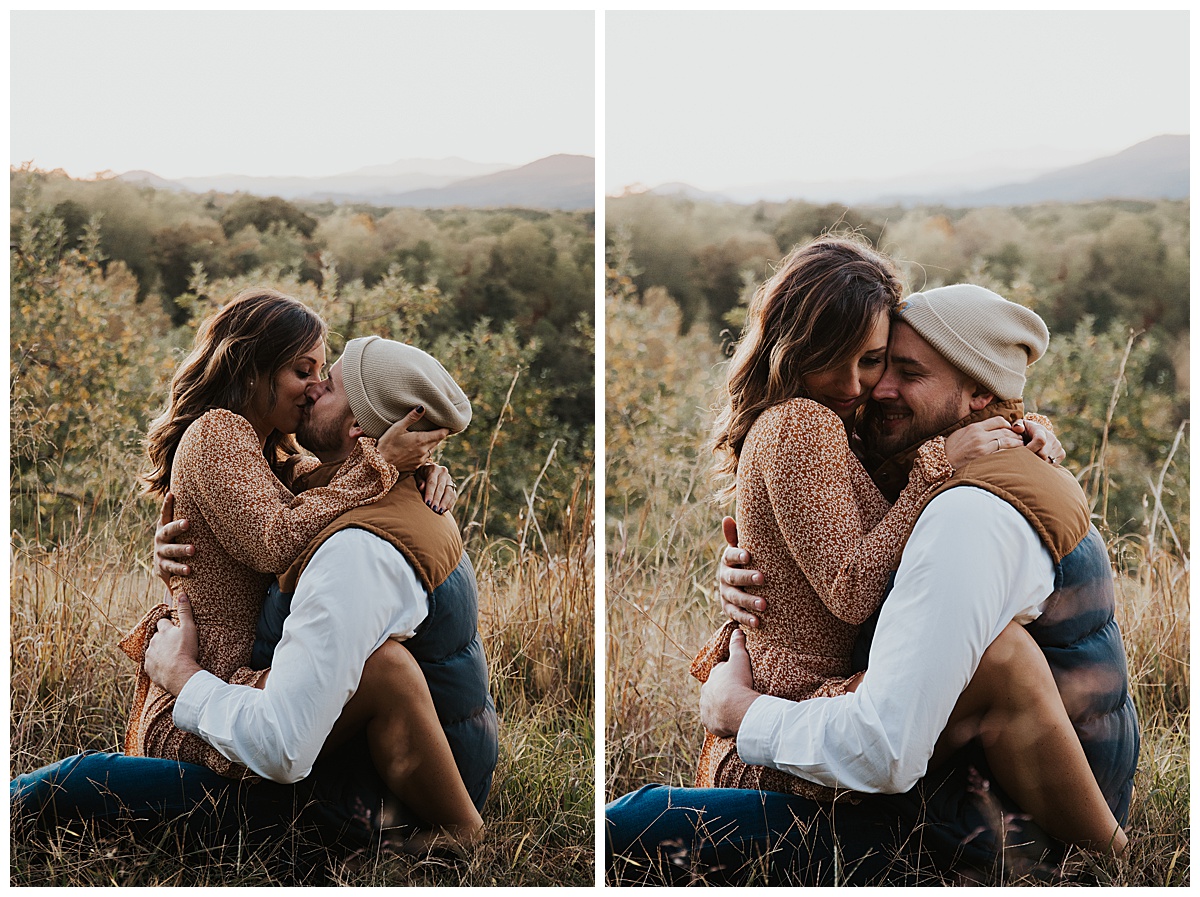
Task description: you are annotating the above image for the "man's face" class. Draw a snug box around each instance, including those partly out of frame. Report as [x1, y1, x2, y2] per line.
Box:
[297, 358, 356, 455]
[866, 321, 978, 456]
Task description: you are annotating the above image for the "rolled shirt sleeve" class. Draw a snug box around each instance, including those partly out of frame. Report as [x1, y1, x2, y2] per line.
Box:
[737, 486, 1054, 794]
[174, 528, 428, 784]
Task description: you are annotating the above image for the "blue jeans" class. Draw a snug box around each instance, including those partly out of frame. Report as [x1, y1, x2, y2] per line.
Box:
[605, 784, 919, 885]
[10, 752, 329, 849]
[607, 747, 1065, 885]
[10, 742, 405, 860]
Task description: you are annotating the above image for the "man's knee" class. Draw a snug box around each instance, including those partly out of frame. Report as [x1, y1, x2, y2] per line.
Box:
[361, 639, 424, 695]
[978, 623, 1054, 692]
[975, 623, 1063, 731]
[357, 642, 439, 748]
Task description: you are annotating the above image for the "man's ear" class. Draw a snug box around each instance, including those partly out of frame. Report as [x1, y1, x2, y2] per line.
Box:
[348, 419, 366, 440]
[967, 383, 995, 412]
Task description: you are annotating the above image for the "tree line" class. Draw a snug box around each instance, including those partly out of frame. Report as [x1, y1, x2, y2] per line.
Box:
[608, 192, 1188, 383]
[10, 165, 595, 547]
[606, 193, 1189, 547]
[12, 165, 594, 431]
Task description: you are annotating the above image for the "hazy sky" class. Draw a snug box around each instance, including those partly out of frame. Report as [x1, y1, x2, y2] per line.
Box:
[607, 11, 1189, 191]
[11, 11, 595, 178]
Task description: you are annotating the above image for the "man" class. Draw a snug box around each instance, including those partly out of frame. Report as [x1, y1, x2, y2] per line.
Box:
[607, 285, 1139, 884]
[148, 334, 496, 842]
[13, 337, 496, 861]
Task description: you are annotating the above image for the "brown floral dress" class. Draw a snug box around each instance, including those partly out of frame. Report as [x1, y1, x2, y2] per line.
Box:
[119, 408, 397, 778]
[691, 398, 952, 800]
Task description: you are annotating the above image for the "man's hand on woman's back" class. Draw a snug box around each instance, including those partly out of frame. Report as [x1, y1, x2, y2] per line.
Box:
[718, 517, 768, 629]
[155, 492, 195, 585]
[144, 591, 202, 697]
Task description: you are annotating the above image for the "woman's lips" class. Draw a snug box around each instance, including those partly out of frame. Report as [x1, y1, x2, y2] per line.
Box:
[826, 396, 861, 413]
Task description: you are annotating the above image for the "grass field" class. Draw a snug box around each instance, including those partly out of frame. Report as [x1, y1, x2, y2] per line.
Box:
[10, 477, 596, 886]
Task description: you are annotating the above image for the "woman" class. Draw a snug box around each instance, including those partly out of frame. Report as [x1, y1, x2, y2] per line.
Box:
[119, 287, 481, 840]
[690, 236, 1125, 853]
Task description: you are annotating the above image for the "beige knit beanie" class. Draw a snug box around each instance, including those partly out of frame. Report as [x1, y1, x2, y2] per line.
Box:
[895, 284, 1049, 400]
[340, 336, 471, 437]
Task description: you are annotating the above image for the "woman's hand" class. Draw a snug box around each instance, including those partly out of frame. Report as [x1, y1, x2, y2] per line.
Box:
[154, 492, 195, 585]
[944, 417, 1024, 469]
[415, 463, 459, 515]
[1012, 418, 1065, 465]
[377, 407, 451, 473]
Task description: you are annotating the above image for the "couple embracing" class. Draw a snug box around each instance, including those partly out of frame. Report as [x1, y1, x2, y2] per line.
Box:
[13, 289, 498, 858]
[607, 236, 1139, 884]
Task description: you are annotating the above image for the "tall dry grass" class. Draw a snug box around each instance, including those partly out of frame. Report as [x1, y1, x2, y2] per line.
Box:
[10, 468, 596, 886]
[604, 280, 1190, 886]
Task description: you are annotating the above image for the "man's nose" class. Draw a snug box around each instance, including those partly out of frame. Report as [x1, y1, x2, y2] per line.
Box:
[872, 368, 898, 401]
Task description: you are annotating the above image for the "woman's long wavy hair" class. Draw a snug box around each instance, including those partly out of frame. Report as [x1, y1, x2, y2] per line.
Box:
[711, 235, 903, 498]
[141, 288, 327, 496]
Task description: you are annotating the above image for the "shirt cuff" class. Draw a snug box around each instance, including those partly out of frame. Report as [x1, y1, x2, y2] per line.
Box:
[172, 668, 225, 735]
[736, 693, 793, 769]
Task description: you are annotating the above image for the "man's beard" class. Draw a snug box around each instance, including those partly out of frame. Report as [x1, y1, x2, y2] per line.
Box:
[296, 407, 351, 455]
[865, 392, 967, 458]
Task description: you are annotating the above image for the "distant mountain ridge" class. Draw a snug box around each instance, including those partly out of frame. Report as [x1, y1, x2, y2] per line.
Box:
[343, 157, 509, 179]
[626, 135, 1188, 208]
[118, 153, 594, 210]
[365, 154, 594, 210]
[940, 135, 1188, 206]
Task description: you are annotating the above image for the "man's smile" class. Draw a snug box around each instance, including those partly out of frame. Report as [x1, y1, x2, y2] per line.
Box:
[873, 406, 911, 426]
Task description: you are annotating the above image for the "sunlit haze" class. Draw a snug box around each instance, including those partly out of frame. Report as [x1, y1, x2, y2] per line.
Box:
[11, 10, 594, 179]
[606, 11, 1188, 193]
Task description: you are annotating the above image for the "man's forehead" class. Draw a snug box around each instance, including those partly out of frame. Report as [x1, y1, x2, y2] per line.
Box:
[888, 321, 936, 364]
[889, 320, 969, 381]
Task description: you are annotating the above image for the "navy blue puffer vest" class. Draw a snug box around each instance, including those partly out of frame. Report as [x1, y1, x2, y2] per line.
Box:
[403, 551, 498, 810]
[858, 446, 1139, 870]
[930, 449, 1139, 825]
[253, 467, 498, 840]
[1024, 525, 1139, 824]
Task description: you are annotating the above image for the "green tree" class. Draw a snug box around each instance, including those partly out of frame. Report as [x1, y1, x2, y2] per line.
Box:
[150, 219, 230, 318]
[1025, 319, 1187, 547]
[694, 234, 777, 339]
[434, 319, 586, 544]
[224, 222, 314, 281]
[605, 242, 724, 529]
[219, 194, 318, 239]
[11, 212, 174, 545]
[772, 201, 883, 254]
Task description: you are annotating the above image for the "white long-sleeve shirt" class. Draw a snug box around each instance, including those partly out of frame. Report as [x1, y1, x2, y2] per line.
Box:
[737, 486, 1055, 794]
[173, 527, 429, 784]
